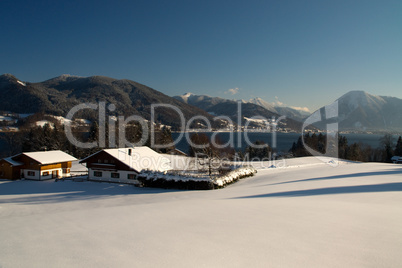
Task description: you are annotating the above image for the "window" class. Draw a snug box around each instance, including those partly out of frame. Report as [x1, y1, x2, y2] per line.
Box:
[127, 174, 136, 180]
[42, 171, 49, 176]
[27, 171, 35, 176]
[111, 172, 120, 178]
[94, 171, 102, 177]
[104, 159, 108, 164]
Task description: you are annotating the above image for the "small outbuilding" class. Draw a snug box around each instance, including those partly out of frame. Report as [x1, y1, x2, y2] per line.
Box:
[0, 150, 77, 180]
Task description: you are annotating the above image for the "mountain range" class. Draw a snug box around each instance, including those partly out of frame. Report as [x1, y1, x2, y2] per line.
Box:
[0, 74, 220, 129]
[1, 73, 401, 132]
[173, 93, 306, 131]
[175, 91, 402, 132]
[174, 93, 310, 122]
[248, 97, 310, 122]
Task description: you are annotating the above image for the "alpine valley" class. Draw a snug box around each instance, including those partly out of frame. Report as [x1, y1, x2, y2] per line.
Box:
[1, 73, 402, 133]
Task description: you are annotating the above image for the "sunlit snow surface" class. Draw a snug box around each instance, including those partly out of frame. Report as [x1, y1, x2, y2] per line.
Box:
[1, 157, 401, 267]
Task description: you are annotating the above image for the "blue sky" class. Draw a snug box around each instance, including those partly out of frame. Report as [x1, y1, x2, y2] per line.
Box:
[1, 0, 401, 111]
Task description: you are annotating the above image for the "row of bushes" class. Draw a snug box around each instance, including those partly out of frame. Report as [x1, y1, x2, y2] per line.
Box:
[137, 167, 257, 190]
[214, 167, 257, 188]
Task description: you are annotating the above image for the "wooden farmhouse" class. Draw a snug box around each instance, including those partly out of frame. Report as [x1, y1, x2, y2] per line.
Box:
[0, 150, 77, 180]
[80, 147, 172, 184]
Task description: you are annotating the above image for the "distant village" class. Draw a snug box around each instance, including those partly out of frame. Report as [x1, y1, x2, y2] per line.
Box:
[0, 111, 299, 133]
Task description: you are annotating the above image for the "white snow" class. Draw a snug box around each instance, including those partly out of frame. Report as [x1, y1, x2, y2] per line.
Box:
[75, 118, 92, 125]
[163, 154, 196, 170]
[109, 115, 118, 122]
[180, 92, 194, 103]
[214, 166, 256, 186]
[3, 126, 18, 131]
[51, 115, 72, 125]
[0, 115, 14, 121]
[339, 90, 386, 111]
[17, 80, 26, 86]
[1, 157, 401, 267]
[22, 150, 78, 165]
[3, 157, 23, 166]
[36, 117, 90, 126]
[82, 147, 172, 173]
[243, 116, 269, 124]
[139, 166, 256, 187]
[249, 97, 276, 111]
[70, 160, 89, 175]
[35, 120, 53, 127]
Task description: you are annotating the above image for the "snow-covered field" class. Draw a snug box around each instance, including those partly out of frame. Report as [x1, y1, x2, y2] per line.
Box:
[1, 157, 401, 267]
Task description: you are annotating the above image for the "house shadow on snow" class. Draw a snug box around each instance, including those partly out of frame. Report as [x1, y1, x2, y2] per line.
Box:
[0, 179, 180, 204]
[234, 182, 402, 199]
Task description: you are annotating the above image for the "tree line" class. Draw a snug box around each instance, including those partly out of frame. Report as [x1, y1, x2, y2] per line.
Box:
[290, 133, 402, 162]
[0, 119, 174, 159]
[188, 132, 402, 164]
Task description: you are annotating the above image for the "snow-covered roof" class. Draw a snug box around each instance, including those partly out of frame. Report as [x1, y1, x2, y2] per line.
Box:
[2, 157, 23, 166]
[171, 148, 187, 156]
[106, 147, 172, 172]
[82, 147, 172, 173]
[22, 150, 77, 165]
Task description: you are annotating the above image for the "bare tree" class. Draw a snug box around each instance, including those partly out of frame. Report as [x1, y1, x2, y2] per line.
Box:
[189, 133, 234, 178]
[380, 134, 394, 163]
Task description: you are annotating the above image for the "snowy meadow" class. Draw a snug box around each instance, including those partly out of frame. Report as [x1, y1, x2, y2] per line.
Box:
[1, 157, 401, 267]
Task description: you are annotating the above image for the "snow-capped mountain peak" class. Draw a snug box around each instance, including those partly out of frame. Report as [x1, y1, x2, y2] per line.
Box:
[337, 90, 386, 111]
[248, 97, 276, 111]
[313, 90, 402, 131]
[179, 92, 194, 103]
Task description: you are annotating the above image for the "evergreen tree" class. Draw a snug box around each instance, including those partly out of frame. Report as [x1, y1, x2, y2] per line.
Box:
[88, 121, 99, 143]
[290, 135, 310, 157]
[395, 136, 402, 156]
[245, 140, 272, 160]
[317, 133, 326, 154]
[153, 127, 174, 153]
[0, 131, 23, 157]
[346, 143, 362, 161]
[338, 135, 348, 159]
